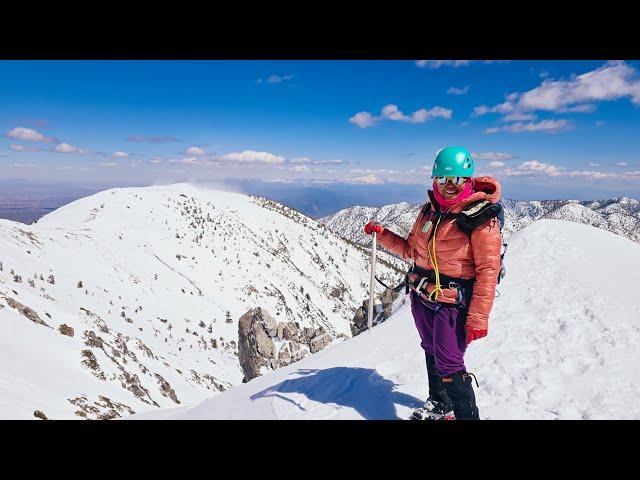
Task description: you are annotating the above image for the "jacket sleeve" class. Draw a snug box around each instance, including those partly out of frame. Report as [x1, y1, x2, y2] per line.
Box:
[466, 217, 502, 331]
[376, 214, 421, 260]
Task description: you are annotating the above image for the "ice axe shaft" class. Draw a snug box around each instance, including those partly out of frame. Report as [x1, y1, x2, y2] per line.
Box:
[368, 231, 377, 331]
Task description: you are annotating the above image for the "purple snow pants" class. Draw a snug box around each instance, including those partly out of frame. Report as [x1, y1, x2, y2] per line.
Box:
[410, 291, 468, 377]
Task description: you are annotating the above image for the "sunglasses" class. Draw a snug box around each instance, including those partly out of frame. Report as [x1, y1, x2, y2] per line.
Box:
[435, 176, 469, 186]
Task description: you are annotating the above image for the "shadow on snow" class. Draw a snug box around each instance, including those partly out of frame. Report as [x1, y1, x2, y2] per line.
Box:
[250, 367, 423, 420]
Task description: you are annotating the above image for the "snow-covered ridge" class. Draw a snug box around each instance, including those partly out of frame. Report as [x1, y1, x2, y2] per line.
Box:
[320, 196, 640, 247]
[0, 183, 406, 419]
[132, 220, 640, 420]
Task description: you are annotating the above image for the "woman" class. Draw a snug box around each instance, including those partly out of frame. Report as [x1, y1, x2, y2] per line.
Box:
[364, 146, 502, 420]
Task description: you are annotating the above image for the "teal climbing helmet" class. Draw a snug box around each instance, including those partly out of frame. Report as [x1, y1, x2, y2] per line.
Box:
[431, 146, 475, 177]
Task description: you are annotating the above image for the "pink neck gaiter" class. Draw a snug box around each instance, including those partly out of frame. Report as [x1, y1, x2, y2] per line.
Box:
[432, 179, 474, 211]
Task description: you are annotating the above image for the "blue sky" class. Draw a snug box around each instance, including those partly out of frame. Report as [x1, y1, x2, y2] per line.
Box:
[2, 59, 640, 200]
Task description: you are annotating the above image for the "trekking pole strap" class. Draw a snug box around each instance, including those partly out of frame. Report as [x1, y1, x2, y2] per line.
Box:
[375, 275, 406, 292]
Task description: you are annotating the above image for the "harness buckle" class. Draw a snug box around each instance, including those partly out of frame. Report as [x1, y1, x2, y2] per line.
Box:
[416, 276, 429, 293]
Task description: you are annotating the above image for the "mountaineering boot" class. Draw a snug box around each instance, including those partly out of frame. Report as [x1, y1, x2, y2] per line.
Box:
[442, 370, 480, 420]
[410, 397, 456, 421]
[410, 354, 454, 420]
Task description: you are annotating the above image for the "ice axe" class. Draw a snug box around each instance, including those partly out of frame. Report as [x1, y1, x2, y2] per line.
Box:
[367, 231, 377, 331]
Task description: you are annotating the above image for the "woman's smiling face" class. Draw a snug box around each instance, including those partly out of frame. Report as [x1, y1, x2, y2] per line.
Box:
[437, 177, 470, 199]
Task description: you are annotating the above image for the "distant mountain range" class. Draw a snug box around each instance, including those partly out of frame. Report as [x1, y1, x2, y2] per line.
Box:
[319, 197, 640, 246]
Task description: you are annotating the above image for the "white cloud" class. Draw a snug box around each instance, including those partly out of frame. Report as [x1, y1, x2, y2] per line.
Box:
[380, 104, 408, 121]
[472, 105, 491, 117]
[349, 111, 377, 128]
[8, 127, 45, 142]
[350, 174, 384, 184]
[484, 119, 572, 134]
[99, 162, 119, 167]
[314, 159, 343, 165]
[169, 157, 200, 165]
[6, 127, 57, 143]
[12, 162, 37, 168]
[474, 61, 640, 122]
[588, 162, 600, 167]
[291, 165, 310, 173]
[185, 146, 206, 156]
[557, 104, 597, 113]
[9, 144, 41, 152]
[381, 104, 452, 123]
[406, 165, 433, 176]
[616, 162, 629, 166]
[488, 161, 506, 168]
[501, 112, 538, 122]
[350, 104, 452, 128]
[500, 160, 566, 177]
[219, 150, 285, 164]
[258, 74, 294, 84]
[447, 85, 470, 95]
[472, 151, 517, 161]
[54, 143, 89, 154]
[515, 160, 565, 176]
[350, 168, 399, 175]
[269, 74, 293, 83]
[416, 60, 471, 69]
[289, 157, 343, 166]
[520, 160, 564, 176]
[569, 170, 620, 180]
[149, 157, 165, 164]
[112, 151, 129, 158]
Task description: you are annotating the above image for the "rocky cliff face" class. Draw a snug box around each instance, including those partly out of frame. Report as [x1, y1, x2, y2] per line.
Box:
[237, 307, 338, 382]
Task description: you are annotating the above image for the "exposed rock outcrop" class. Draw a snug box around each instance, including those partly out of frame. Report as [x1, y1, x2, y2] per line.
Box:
[33, 410, 48, 420]
[309, 332, 332, 353]
[58, 324, 74, 337]
[238, 307, 333, 382]
[238, 308, 276, 382]
[350, 288, 400, 336]
[1, 295, 50, 327]
[155, 373, 180, 404]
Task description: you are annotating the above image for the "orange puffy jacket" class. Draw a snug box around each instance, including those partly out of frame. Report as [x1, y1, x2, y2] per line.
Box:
[377, 176, 502, 331]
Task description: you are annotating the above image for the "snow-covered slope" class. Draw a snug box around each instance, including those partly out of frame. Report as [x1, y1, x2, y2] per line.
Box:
[132, 220, 640, 420]
[0, 184, 406, 419]
[321, 197, 640, 247]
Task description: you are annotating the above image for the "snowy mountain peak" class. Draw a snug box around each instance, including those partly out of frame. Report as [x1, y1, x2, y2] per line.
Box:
[0, 184, 406, 419]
